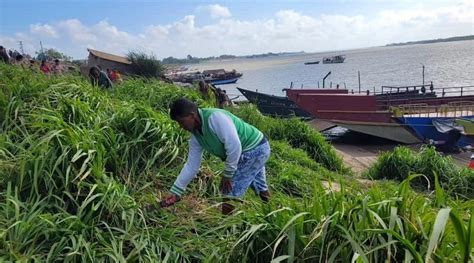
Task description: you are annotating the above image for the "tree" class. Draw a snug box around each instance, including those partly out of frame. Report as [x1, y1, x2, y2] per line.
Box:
[35, 48, 72, 61]
[162, 56, 182, 64]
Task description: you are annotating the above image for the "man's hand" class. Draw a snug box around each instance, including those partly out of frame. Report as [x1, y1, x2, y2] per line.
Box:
[220, 177, 233, 194]
[160, 194, 181, 208]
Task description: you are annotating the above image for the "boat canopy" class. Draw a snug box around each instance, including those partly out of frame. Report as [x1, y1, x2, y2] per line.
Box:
[432, 119, 464, 134]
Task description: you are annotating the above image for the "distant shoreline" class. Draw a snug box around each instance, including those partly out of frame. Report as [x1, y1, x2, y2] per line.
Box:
[385, 35, 474, 47]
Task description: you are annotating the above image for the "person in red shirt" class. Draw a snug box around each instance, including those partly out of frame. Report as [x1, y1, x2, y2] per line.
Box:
[106, 68, 117, 82]
[40, 60, 50, 75]
[469, 154, 474, 169]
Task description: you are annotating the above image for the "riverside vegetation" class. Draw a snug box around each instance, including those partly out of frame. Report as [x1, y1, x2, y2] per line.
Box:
[0, 64, 472, 262]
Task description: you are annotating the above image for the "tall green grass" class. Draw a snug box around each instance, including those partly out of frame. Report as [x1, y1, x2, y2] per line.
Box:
[0, 65, 472, 262]
[366, 146, 474, 198]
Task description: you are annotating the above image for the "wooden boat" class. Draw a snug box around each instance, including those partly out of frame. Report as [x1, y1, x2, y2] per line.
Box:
[286, 84, 474, 144]
[304, 61, 320, 65]
[238, 87, 352, 118]
[209, 77, 239, 85]
[237, 87, 312, 118]
[203, 69, 243, 85]
[170, 69, 243, 85]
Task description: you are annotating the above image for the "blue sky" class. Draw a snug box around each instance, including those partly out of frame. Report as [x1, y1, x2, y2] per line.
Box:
[1, 0, 472, 59]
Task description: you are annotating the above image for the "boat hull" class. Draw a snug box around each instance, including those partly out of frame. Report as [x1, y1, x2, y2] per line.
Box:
[331, 120, 421, 144]
[209, 77, 239, 85]
[399, 116, 474, 147]
[237, 87, 313, 118]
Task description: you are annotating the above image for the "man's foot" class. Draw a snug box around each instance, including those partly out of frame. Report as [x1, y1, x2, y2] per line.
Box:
[259, 190, 270, 202]
[160, 194, 181, 208]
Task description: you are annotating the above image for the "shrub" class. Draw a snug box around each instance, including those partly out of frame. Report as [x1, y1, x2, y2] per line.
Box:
[366, 145, 474, 198]
[127, 51, 164, 78]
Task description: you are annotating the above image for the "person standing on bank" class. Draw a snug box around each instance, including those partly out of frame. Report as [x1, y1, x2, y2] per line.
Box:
[162, 98, 271, 214]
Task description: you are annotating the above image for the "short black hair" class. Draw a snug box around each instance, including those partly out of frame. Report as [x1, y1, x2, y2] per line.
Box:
[89, 66, 99, 74]
[170, 98, 198, 120]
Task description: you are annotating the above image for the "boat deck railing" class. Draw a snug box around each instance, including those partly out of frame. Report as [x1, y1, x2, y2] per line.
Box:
[380, 84, 474, 97]
[376, 84, 474, 109]
[393, 101, 474, 118]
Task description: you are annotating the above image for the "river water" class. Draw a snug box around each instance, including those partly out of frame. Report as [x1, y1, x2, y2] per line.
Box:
[188, 40, 474, 99]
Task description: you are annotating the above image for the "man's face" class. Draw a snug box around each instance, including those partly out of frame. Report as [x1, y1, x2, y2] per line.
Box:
[175, 112, 197, 132]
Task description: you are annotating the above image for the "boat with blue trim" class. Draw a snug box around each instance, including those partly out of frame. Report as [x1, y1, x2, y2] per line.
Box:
[287, 84, 474, 146]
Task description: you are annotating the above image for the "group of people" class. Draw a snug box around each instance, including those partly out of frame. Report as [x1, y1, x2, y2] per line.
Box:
[1, 45, 64, 75]
[38, 59, 64, 75]
[0, 46, 31, 65]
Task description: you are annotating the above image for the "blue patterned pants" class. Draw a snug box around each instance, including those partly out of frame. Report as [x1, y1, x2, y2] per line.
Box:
[224, 138, 270, 198]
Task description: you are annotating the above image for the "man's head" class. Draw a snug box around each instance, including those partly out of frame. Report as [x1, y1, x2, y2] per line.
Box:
[54, 59, 59, 65]
[170, 98, 200, 132]
[89, 66, 100, 77]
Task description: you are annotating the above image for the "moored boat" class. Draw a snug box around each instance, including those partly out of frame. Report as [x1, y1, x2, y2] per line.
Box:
[395, 102, 474, 148]
[237, 87, 313, 118]
[169, 68, 243, 85]
[203, 69, 243, 85]
[322, 55, 345, 64]
[210, 77, 239, 85]
[286, 84, 474, 145]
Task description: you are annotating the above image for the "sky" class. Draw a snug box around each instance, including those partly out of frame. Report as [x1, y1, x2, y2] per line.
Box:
[0, 0, 473, 59]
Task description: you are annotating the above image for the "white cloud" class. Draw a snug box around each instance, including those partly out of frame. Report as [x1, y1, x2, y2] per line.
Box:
[57, 19, 97, 42]
[200, 4, 232, 19]
[30, 23, 58, 38]
[1, 2, 472, 59]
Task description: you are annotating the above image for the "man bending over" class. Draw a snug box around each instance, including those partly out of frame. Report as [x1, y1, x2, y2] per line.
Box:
[162, 98, 271, 214]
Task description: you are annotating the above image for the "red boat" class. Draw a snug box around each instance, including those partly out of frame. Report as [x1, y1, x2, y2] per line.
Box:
[286, 85, 474, 144]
